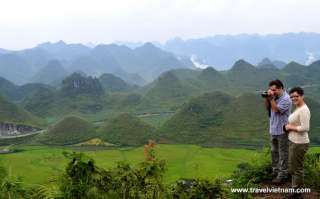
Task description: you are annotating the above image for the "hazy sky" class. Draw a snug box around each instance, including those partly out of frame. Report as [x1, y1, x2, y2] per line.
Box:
[1, 0, 319, 50]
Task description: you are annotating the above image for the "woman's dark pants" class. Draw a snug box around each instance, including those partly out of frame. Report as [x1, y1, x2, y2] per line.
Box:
[288, 140, 309, 188]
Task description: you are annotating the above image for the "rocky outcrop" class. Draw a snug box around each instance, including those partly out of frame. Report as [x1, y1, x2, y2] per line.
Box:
[61, 73, 104, 97]
[0, 122, 40, 137]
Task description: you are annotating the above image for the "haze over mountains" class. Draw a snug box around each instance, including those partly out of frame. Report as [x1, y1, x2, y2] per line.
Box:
[2, 33, 320, 86]
[0, 56, 320, 146]
[0, 41, 194, 85]
[163, 32, 320, 70]
[1, 32, 320, 147]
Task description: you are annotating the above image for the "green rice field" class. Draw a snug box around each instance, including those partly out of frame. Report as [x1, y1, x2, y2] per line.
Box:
[0, 144, 319, 186]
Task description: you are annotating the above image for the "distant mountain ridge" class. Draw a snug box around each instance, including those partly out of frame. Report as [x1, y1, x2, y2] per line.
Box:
[0, 54, 33, 85]
[257, 58, 278, 69]
[2, 57, 319, 118]
[31, 59, 67, 85]
[137, 58, 320, 112]
[163, 32, 320, 70]
[2, 32, 320, 84]
[0, 41, 193, 85]
[0, 48, 10, 54]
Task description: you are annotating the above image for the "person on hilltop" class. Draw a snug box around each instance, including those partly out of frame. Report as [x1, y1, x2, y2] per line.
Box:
[263, 79, 292, 184]
[285, 87, 311, 198]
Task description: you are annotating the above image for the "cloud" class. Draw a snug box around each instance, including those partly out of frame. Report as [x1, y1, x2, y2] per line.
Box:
[305, 52, 316, 65]
[190, 55, 209, 69]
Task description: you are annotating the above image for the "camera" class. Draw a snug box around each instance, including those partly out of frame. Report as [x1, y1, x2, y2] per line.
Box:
[261, 91, 269, 98]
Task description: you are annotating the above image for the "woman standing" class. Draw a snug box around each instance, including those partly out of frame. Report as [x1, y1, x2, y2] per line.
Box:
[285, 87, 310, 190]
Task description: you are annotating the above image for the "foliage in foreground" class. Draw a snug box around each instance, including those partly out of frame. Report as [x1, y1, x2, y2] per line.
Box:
[304, 152, 320, 192]
[230, 149, 320, 198]
[1, 146, 319, 199]
[0, 142, 228, 199]
[58, 141, 228, 198]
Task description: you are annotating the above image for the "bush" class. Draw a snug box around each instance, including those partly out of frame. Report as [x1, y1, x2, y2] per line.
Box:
[229, 150, 320, 198]
[231, 149, 272, 187]
[58, 143, 228, 199]
[229, 149, 272, 199]
[59, 152, 103, 199]
[59, 151, 169, 199]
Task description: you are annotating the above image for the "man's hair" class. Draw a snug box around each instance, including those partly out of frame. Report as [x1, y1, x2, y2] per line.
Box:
[269, 79, 284, 89]
[289, 87, 304, 96]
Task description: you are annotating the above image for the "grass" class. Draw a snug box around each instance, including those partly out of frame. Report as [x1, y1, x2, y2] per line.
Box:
[0, 146, 67, 186]
[0, 145, 319, 187]
[0, 145, 256, 185]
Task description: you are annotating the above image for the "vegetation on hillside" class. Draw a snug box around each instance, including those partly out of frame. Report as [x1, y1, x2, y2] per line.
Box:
[99, 73, 137, 92]
[1, 59, 320, 148]
[159, 91, 320, 147]
[41, 116, 96, 145]
[0, 95, 46, 128]
[158, 92, 267, 146]
[98, 113, 155, 146]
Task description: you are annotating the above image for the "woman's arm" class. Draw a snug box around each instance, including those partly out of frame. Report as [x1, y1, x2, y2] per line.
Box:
[296, 108, 310, 132]
[286, 108, 310, 132]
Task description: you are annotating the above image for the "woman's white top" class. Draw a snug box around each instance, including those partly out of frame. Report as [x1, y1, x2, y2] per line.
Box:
[288, 104, 310, 144]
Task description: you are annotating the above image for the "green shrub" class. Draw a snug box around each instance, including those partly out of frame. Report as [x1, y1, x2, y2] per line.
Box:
[59, 152, 102, 199]
[229, 150, 320, 198]
[229, 149, 272, 199]
[59, 151, 169, 199]
[231, 149, 272, 186]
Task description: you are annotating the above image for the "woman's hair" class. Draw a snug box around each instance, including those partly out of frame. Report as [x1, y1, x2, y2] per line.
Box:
[269, 79, 284, 89]
[289, 87, 304, 96]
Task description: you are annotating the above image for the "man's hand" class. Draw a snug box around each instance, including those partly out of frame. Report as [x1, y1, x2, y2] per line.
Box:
[267, 89, 274, 96]
[268, 89, 280, 112]
[267, 89, 275, 100]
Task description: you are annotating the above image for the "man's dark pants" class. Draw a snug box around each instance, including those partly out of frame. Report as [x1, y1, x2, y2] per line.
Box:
[270, 133, 289, 180]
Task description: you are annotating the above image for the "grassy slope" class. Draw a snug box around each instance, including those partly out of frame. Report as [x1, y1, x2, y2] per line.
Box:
[41, 116, 96, 145]
[98, 113, 155, 146]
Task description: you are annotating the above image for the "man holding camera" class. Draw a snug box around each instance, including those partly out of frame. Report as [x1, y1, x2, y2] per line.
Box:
[264, 80, 292, 184]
